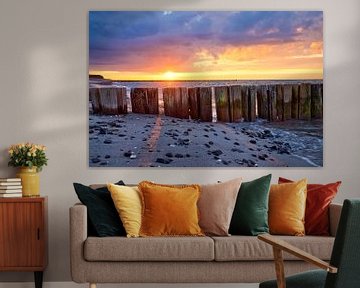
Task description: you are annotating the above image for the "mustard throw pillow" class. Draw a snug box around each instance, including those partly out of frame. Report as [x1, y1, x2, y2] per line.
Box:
[107, 183, 142, 238]
[138, 181, 203, 237]
[269, 179, 307, 236]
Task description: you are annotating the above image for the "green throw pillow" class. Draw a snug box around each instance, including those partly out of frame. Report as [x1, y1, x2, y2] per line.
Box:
[229, 174, 272, 236]
[73, 181, 126, 237]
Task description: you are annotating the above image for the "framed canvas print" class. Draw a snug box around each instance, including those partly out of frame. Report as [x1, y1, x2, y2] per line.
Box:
[89, 11, 323, 167]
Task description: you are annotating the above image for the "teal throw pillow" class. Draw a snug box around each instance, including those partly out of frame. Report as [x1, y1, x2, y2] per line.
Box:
[73, 181, 126, 237]
[229, 174, 272, 236]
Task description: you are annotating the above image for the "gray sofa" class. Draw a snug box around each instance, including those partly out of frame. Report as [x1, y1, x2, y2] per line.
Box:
[70, 202, 342, 287]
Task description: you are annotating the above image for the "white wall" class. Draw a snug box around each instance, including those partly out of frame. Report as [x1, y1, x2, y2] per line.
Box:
[0, 0, 359, 283]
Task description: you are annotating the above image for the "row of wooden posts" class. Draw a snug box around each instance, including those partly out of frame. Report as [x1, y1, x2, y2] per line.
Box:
[89, 83, 323, 122]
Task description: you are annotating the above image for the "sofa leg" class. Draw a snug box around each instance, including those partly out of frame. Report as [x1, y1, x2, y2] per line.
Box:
[89, 283, 96, 288]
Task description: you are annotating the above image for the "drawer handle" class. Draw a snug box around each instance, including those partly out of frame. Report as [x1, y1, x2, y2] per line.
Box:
[37, 228, 40, 240]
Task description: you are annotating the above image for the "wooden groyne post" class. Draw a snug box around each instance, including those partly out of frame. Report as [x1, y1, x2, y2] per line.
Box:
[256, 83, 323, 122]
[311, 84, 323, 119]
[214, 86, 231, 122]
[283, 84, 292, 120]
[89, 87, 127, 115]
[299, 83, 311, 120]
[229, 85, 242, 122]
[91, 83, 323, 123]
[131, 88, 159, 115]
[163, 87, 189, 119]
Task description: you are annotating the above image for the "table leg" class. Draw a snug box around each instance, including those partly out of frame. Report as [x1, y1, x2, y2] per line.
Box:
[34, 271, 43, 288]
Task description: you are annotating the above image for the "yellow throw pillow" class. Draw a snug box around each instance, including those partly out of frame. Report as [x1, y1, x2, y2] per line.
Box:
[138, 181, 204, 237]
[269, 179, 307, 236]
[107, 183, 142, 238]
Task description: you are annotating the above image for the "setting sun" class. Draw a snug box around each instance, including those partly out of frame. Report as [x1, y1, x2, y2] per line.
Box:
[163, 71, 177, 80]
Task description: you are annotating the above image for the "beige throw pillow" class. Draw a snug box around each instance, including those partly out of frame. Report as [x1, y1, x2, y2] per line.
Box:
[198, 178, 242, 236]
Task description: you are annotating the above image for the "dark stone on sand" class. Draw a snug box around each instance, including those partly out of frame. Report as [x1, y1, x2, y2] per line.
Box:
[105, 155, 111, 159]
[225, 137, 230, 140]
[252, 154, 257, 158]
[183, 131, 189, 136]
[250, 140, 257, 144]
[110, 122, 120, 127]
[166, 153, 173, 158]
[99, 128, 106, 135]
[221, 131, 227, 134]
[89, 130, 94, 134]
[212, 150, 223, 156]
[213, 133, 218, 136]
[260, 154, 269, 160]
[278, 148, 290, 155]
[123, 151, 132, 157]
[208, 141, 214, 145]
[91, 158, 100, 164]
[231, 148, 244, 153]
[100, 162, 107, 166]
[264, 129, 273, 136]
[156, 158, 172, 164]
[104, 139, 112, 144]
[186, 154, 191, 157]
[234, 142, 240, 146]
[204, 128, 209, 132]
[175, 153, 184, 158]
[204, 135, 209, 138]
[205, 144, 211, 148]
[178, 138, 190, 146]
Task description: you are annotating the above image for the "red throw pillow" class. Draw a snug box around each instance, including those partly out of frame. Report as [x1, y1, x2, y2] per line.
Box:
[278, 177, 341, 236]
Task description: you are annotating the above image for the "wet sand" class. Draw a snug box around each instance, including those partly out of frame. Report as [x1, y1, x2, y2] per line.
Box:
[89, 114, 322, 167]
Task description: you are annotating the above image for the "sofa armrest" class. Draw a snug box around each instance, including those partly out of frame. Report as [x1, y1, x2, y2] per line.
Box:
[69, 203, 88, 283]
[329, 203, 342, 237]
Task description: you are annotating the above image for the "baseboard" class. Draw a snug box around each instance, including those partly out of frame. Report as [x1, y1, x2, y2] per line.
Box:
[0, 282, 259, 288]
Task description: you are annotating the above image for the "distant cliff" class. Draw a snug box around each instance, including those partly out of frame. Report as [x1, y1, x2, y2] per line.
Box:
[89, 74, 104, 79]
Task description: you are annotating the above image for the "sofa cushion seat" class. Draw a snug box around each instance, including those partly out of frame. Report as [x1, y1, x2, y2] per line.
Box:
[84, 236, 215, 262]
[212, 236, 334, 261]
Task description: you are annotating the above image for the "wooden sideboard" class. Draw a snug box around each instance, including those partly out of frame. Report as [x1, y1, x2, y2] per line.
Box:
[0, 197, 47, 288]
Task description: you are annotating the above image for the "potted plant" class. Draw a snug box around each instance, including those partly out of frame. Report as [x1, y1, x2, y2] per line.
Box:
[8, 143, 48, 197]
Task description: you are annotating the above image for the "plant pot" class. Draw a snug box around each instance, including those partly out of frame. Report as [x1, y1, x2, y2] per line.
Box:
[16, 167, 40, 197]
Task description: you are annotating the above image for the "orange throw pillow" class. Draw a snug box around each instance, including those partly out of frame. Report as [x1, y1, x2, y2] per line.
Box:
[269, 179, 307, 236]
[138, 181, 204, 237]
[278, 177, 341, 236]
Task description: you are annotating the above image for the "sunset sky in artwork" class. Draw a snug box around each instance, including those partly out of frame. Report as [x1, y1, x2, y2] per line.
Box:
[89, 11, 323, 81]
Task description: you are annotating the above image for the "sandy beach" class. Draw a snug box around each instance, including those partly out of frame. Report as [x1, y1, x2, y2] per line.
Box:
[89, 113, 322, 167]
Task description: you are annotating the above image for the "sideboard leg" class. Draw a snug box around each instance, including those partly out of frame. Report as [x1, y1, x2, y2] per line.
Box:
[90, 283, 97, 288]
[34, 271, 43, 288]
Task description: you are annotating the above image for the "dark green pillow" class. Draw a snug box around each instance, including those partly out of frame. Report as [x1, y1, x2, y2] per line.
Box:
[73, 181, 126, 237]
[229, 174, 272, 236]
